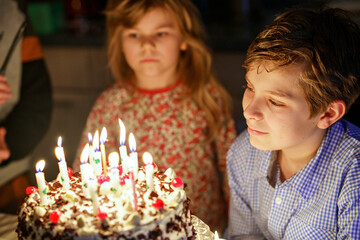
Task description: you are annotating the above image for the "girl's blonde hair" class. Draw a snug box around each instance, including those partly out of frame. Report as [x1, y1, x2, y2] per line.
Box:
[105, 0, 233, 142]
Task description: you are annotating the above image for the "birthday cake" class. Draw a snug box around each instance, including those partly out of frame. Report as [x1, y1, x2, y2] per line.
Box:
[16, 166, 195, 239]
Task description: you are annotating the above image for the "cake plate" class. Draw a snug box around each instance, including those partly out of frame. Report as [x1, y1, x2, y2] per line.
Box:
[192, 215, 215, 239]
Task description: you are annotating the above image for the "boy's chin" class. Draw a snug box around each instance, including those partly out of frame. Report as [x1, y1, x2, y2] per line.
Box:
[249, 137, 273, 151]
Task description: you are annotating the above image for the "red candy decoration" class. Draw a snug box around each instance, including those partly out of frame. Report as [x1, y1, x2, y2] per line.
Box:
[152, 198, 164, 210]
[117, 166, 123, 176]
[172, 178, 184, 188]
[67, 167, 73, 179]
[119, 176, 126, 186]
[97, 174, 110, 185]
[97, 211, 108, 220]
[49, 211, 62, 224]
[26, 186, 38, 195]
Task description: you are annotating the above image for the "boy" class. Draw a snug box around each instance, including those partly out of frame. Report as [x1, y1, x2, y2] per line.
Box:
[227, 8, 360, 239]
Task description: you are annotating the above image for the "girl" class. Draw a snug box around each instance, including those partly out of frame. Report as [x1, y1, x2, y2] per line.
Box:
[75, 0, 236, 232]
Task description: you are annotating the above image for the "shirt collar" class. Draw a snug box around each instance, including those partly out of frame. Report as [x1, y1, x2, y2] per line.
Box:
[256, 121, 345, 200]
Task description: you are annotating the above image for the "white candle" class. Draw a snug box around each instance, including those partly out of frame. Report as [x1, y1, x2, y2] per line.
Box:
[214, 231, 226, 240]
[88, 133, 95, 173]
[55, 137, 70, 190]
[118, 119, 128, 163]
[35, 160, 48, 205]
[122, 155, 131, 174]
[88, 179, 99, 215]
[80, 143, 91, 197]
[109, 152, 120, 194]
[92, 130, 103, 176]
[100, 127, 108, 175]
[129, 133, 138, 179]
[142, 152, 154, 191]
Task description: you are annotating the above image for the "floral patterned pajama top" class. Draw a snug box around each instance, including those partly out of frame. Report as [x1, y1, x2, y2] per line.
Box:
[75, 81, 237, 232]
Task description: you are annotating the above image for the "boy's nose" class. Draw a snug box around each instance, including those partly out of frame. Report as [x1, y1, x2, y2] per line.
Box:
[243, 97, 263, 121]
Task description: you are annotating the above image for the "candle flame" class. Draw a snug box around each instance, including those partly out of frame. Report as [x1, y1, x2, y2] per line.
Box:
[119, 119, 126, 146]
[129, 133, 136, 152]
[109, 152, 120, 168]
[88, 133, 93, 144]
[142, 152, 153, 165]
[54, 147, 65, 162]
[93, 130, 100, 150]
[214, 231, 219, 240]
[57, 136, 62, 147]
[80, 143, 90, 164]
[100, 127, 107, 144]
[36, 159, 46, 172]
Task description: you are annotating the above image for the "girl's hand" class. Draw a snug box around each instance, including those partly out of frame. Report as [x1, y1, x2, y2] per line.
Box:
[0, 75, 13, 104]
[0, 127, 10, 163]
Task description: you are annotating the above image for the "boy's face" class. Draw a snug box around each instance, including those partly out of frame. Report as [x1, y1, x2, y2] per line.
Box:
[243, 62, 325, 153]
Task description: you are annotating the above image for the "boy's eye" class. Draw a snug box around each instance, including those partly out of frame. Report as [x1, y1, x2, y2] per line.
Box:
[243, 84, 254, 92]
[269, 99, 283, 107]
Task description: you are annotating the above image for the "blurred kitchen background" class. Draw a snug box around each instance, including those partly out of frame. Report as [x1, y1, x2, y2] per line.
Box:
[25, 0, 360, 183]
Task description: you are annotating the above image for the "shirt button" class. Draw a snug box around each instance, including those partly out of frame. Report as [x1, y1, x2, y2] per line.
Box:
[275, 197, 282, 205]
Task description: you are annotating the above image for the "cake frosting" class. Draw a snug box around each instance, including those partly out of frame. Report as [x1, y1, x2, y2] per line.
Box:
[16, 167, 195, 239]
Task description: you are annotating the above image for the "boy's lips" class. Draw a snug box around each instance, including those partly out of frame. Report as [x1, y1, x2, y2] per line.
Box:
[248, 127, 267, 136]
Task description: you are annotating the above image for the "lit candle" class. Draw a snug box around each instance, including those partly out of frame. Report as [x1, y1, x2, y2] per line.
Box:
[214, 231, 226, 240]
[35, 160, 48, 205]
[130, 171, 138, 211]
[80, 143, 91, 197]
[109, 152, 120, 194]
[100, 127, 108, 175]
[88, 179, 99, 215]
[142, 152, 154, 191]
[118, 119, 128, 162]
[129, 133, 138, 179]
[92, 130, 102, 176]
[122, 155, 131, 174]
[88, 133, 95, 173]
[55, 137, 70, 190]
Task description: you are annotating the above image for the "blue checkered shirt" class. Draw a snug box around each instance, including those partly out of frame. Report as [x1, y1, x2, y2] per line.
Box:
[227, 119, 360, 239]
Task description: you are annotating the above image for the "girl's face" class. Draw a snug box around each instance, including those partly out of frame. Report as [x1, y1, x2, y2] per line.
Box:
[242, 62, 326, 156]
[121, 8, 187, 86]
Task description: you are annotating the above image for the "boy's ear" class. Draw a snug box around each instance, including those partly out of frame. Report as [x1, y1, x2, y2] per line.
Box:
[317, 100, 346, 129]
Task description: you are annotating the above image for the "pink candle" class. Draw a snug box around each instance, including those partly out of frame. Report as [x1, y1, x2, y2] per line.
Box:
[130, 171, 138, 211]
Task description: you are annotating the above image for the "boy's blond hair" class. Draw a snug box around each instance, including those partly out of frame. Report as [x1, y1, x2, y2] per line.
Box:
[244, 8, 360, 117]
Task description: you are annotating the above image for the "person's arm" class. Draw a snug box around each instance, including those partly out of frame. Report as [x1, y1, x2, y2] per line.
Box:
[0, 27, 52, 165]
[226, 135, 265, 240]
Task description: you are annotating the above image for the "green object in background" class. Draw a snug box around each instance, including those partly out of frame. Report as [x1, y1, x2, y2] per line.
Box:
[27, 1, 64, 35]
